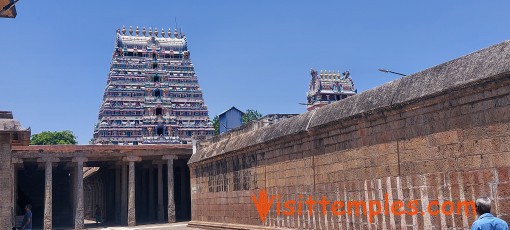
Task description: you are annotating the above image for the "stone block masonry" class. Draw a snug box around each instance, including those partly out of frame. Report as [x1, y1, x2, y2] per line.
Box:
[0, 113, 29, 229]
[0, 133, 13, 230]
[188, 40, 510, 229]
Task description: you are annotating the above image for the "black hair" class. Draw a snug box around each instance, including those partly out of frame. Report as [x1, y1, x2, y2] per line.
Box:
[475, 197, 491, 215]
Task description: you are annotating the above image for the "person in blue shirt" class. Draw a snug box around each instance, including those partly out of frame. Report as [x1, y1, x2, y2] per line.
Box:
[21, 204, 32, 230]
[471, 197, 508, 230]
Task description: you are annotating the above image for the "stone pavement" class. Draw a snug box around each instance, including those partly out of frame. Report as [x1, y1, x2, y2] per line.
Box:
[84, 221, 204, 230]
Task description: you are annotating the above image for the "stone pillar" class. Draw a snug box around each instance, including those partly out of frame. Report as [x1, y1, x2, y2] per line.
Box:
[123, 156, 141, 226]
[73, 157, 87, 229]
[38, 157, 59, 230]
[121, 163, 127, 225]
[128, 161, 136, 226]
[155, 161, 164, 222]
[163, 155, 177, 223]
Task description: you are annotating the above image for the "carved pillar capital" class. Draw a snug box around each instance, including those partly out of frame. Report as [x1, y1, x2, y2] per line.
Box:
[12, 157, 23, 164]
[37, 157, 60, 163]
[72, 157, 88, 163]
[123, 156, 142, 162]
[12, 157, 23, 169]
[162, 155, 177, 161]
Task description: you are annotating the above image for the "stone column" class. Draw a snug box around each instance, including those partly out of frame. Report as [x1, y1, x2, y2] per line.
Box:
[163, 155, 177, 223]
[123, 156, 141, 226]
[38, 157, 59, 230]
[73, 157, 87, 229]
[128, 161, 136, 226]
[121, 163, 127, 225]
[155, 161, 164, 222]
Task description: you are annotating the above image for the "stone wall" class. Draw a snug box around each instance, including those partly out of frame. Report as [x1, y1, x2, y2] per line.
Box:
[0, 112, 29, 229]
[0, 133, 13, 229]
[188, 41, 510, 229]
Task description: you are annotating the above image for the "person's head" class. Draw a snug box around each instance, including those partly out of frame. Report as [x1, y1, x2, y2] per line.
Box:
[25, 204, 32, 211]
[475, 197, 492, 216]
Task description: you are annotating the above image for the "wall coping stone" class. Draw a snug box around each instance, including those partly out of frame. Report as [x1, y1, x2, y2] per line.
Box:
[189, 40, 510, 165]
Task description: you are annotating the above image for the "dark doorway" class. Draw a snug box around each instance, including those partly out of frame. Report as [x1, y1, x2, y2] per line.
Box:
[155, 108, 163, 116]
[156, 126, 164, 135]
[17, 165, 44, 228]
[154, 90, 161, 98]
[174, 159, 191, 221]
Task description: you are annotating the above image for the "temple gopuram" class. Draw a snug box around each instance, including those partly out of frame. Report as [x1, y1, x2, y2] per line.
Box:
[306, 68, 357, 111]
[93, 26, 214, 145]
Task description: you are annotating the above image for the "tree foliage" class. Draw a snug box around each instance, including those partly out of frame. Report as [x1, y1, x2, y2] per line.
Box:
[212, 115, 220, 135]
[242, 109, 263, 124]
[30, 130, 78, 145]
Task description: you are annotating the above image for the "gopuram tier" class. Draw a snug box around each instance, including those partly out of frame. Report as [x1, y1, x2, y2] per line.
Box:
[93, 26, 214, 145]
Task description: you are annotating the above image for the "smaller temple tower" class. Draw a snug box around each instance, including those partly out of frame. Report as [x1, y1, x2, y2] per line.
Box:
[306, 69, 357, 111]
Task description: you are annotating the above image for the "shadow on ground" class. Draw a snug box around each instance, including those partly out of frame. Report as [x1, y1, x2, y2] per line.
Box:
[83, 219, 203, 230]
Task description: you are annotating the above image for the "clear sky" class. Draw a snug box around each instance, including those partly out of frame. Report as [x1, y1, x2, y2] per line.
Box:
[1, 1, 509, 144]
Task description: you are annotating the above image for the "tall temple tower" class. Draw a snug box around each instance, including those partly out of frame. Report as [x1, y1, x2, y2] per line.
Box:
[306, 69, 357, 111]
[92, 26, 214, 145]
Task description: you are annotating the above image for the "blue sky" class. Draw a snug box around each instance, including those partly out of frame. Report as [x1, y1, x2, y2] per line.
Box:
[1, 1, 509, 144]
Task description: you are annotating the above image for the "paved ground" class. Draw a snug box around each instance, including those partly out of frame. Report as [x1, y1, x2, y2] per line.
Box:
[84, 220, 204, 230]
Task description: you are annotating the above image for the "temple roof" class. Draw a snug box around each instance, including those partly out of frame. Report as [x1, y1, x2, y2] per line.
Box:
[117, 35, 186, 49]
[307, 69, 356, 100]
[116, 26, 187, 49]
[0, 111, 29, 133]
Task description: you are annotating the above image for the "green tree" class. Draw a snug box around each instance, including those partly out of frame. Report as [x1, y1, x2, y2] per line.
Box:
[242, 109, 263, 124]
[212, 115, 220, 135]
[30, 130, 78, 145]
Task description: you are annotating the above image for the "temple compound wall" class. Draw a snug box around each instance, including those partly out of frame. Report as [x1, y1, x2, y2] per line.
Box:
[188, 40, 510, 229]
